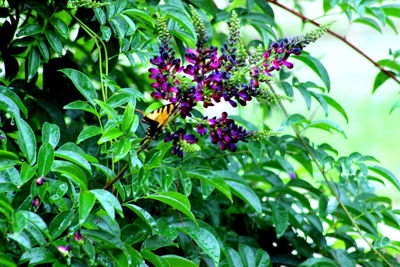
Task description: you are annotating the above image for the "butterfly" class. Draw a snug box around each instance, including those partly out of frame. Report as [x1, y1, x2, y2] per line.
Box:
[140, 102, 180, 147]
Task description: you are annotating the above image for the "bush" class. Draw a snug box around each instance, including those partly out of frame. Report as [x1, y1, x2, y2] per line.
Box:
[0, 0, 399, 266]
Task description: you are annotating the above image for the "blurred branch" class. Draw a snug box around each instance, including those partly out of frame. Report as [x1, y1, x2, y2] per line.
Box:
[267, 0, 400, 86]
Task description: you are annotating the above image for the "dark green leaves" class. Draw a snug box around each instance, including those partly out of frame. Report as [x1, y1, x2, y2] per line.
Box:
[15, 117, 37, 165]
[59, 69, 98, 106]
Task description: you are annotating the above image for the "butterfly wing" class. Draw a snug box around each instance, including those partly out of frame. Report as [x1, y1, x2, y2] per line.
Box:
[140, 103, 179, 145]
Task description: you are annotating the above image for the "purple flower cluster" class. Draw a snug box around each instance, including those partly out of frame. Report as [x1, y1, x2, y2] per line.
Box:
[144, 12, 323, 157]
[165, 128, 198, 158]
[197, 112, 251, 152]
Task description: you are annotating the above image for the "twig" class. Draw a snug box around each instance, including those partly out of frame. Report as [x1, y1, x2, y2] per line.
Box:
[267, 82, 393, 267]
[266, 0, 400, 85]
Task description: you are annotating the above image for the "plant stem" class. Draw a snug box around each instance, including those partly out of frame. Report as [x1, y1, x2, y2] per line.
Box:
[266, 0, 400, 86]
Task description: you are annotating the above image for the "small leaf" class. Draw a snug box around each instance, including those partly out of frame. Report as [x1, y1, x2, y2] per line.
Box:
[124, 204, 157, 233]
[161, 255, 198, 267]
[123, 9, 156, 28]
[226, 180, 262, 213]
[178, 226, 220, 265]
[293, 55, 331, 91]
[49, 211, 75, 240]
[382, 4, 400, 18]
[17, 24, 42, 37]
[77, 126, 102, 144]
[59, 69, 98, 106]
[353, 17, 382, 32]
[239, 244, 255, 267]
[45, 31, 62, 56]
[95, 99, 118, 120]
[121, 101, 135, 133]
[15, 116, 37, 165]
[55, 150, 92, 174]
[27, 46, 40, 81]
[64, 100, 98, 115]
[42, 122, 60, 148]
[91, 189, 123, 220]
[282, 113, 309, 127]
[372, 71, 391, 93]
[321, 94, 349, 123]
[52, 160, 87, 189]
[79, 190, 96, 224]
[80, 229, 125, 249]
[368, 165, 400, 192]
[389, 100, 400, 114]
[307, 120, 346, 138]
[225, 248, 244, 267]
[37, 142, 54, 177]
[144, 192, 197, 223]
[272, 201, 289, 238]
[37, 40, 49, 62]
[98, 128, 123, 144]
[50, 18, 68, 38]
[0, 252, 17, 267]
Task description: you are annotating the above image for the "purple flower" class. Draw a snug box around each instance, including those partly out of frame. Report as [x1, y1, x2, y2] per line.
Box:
[32, 196, 40, 207]
[36, 176, 45, 185]
[289, 172, 296, 179]
[165, 128, 198, 158]
[196, 124, 207, 135]
[57, 245, 72, 256]
[207, 112, 250, 152]
[74, 231, 84, 243]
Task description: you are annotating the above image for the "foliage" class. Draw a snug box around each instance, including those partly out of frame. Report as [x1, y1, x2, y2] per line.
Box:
[0, 0, 400, 266]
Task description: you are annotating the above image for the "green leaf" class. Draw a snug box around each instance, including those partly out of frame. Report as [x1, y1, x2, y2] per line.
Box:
[115, 138, 131, 162]
[20, 247, 55, 265]
[17, 24, 42, 37]
[353, 17, 382, 33]
[160, 5, 196, 39]
[37, 142, 54, 177]
[95, 99, 118, 120]
[272, 201, 289, 238]
[0, 86, 28, 118]
[390, 100, 400, 114]
[98, 128, 123, 144]
[80, 229, 125, 249]
[37, 40, 49, 62]
[64, 100, 98, 115]
[0, 195, 13, 219]
[372, 71, 391, 93]
[282, 113, 309, 127]
[19, 210, 49, 235]
[79, 190, 96, 224]
[49, 211, 75, 240]
[0, 151, 18, 170]
[226, 180, 262, 213]
[124, 204, 157, 233]
[382, 4, 400, 18]
[254, 0, 274, 18]
[42, 122, 60, 148]
[50, 18, 68, 38]
[45, 31, 62, 56]
[8, 232, 31, 250]
[52, 160, 87, 189]
[141, 250, 169, 267]
[20, 162, 36, 185]
[77, 126, 102, 144]
[225, 248, 244, 267]
[368, 165, 400, 192]
[377, 59, 400, 73]
[307, 120, 346, 138]
[122, 101, 135, 133]
[239, 244, 255, 267]
[144, 192, 197, 224]
[162, 255, 198, 267]
[0, 252, 17, 267]
[59, 69, 98, 106]
[299, 257, 338, 267]
[187, 170, 232, 201]
[255, 249, 271, 267]
[178, 226, 220, 265]
[123, 9, 156, 28]
[293, 55, 331, 91]
[15, 116, 37, 165]
[0, 94, 20, 117]
[55, 150, 92, 174]
[91, 189, 123, 220]
[321, 94, 349, 123]
[27, 46, 40, 81]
